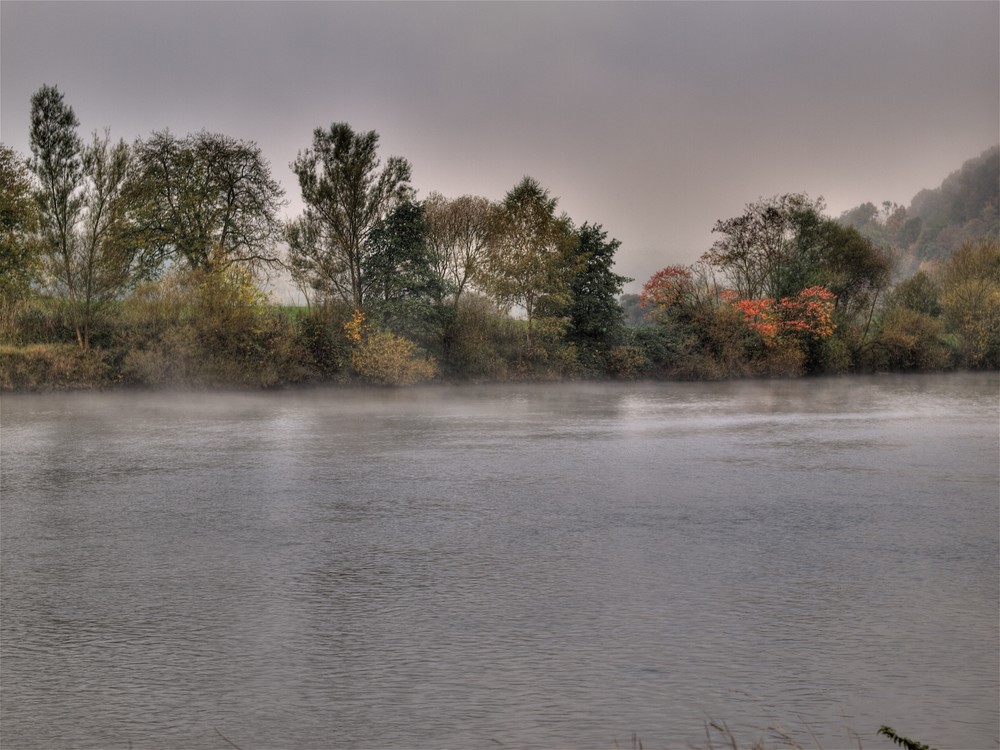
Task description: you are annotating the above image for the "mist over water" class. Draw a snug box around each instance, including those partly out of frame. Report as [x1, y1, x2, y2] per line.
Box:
[2, 374, 998, 749]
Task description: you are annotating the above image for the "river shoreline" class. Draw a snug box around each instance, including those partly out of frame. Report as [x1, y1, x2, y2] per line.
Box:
[4, 341, 992, 393]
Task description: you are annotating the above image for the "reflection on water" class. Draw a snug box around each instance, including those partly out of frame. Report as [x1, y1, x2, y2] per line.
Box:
[1, 374, 998, 749]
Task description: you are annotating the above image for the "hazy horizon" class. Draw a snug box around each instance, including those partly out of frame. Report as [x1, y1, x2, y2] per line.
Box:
[2, 1, 997, 298]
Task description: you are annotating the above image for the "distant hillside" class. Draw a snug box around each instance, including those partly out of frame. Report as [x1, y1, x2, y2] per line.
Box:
[839, 145, 999, 273]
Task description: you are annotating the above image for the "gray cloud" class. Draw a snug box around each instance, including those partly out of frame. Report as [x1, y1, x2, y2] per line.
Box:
[2, 1, 997, 292]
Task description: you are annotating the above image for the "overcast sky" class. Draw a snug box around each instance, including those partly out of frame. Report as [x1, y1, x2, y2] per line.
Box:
[2, 1, 998, 296]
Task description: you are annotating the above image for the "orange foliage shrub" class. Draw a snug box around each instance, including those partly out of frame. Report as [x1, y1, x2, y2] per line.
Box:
[729, 286, 837, 344]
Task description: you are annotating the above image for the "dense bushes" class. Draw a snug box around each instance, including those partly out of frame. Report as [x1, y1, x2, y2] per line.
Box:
[349, 329, 438, 386]
[113, 270, 311, 388]
[860, 236, 1000, 372]
[1, 237, 997, 390]
[863, 308, 952, 372]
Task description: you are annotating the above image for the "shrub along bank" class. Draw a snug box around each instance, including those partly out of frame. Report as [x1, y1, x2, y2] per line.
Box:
[1, 238, 998, 392]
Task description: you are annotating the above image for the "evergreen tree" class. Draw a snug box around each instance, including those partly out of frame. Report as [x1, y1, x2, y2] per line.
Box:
[362, 200, 450, 343]
[566, 222, 631, 350]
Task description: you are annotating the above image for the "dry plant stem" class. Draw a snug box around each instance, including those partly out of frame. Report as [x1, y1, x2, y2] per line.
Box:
[213, 727, 242, 749]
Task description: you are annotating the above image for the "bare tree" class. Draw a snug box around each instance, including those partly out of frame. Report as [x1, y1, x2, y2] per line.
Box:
[424, 192, 496, 309]
[72, 130, 139, 348]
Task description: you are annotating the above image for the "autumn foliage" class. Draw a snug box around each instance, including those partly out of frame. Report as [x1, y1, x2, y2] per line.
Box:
[343, 308, 438, 385]
[639, 265, 695, 315]
[343, 308, 366, 344]
[728, 286, 837, 344]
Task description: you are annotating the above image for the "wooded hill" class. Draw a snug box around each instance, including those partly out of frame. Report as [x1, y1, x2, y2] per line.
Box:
[839, 146, 999, 273]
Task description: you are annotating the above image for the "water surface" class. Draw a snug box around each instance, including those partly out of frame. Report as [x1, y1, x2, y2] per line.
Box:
[2, 374, 998, 749]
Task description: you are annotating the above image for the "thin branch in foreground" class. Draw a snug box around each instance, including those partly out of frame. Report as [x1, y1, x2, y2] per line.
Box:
[213, 727, 243, 750]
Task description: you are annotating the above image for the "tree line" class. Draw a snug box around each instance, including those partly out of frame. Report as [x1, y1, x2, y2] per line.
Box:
[1, 85, 997, 389]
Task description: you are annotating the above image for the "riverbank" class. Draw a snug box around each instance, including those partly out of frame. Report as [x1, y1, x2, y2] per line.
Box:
[0, 344, 114, 391]
[3, 259, 997, 393]
[2, 339, 990, 393]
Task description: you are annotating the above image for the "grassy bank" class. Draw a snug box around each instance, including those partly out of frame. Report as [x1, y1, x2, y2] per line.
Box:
[0, 344, 114, 391]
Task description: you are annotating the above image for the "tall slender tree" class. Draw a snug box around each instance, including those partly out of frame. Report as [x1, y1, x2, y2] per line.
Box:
[289, 123, 412, 308]
[29, 84, 85, 345]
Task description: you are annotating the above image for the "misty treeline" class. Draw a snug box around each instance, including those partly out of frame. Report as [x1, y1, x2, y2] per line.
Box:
[841, 146, 999, 273]
[1, 85, 998, 389]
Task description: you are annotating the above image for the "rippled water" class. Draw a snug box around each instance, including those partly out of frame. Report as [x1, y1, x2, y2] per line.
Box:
[2, 374, 997, 749]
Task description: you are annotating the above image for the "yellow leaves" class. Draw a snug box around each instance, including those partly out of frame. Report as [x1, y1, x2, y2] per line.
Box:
[349, 329, 437, 386]
[343, 308, 365, 344]
[343, 308, 437, 385]
[937, 237, 1000, 368]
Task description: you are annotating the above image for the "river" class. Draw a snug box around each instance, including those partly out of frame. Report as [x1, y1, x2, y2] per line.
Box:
[1, 374, 997, 749]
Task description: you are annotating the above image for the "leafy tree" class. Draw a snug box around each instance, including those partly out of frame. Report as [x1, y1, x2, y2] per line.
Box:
[0, 144, 41, 303]
[565, 222, 631, 351]
[29, 84, 85, 343]
[640, 265, 697, 323]
[481, 177, 575, 346]
[790, 213, 893, 319]
[703, 193, 824, 300]
[423, 192, 496, 309]
[362, 200, 450, 342]
[704, 193, 892, 349]
[886, 270, 941, 317]
[72, 130, 142, 348]
[938, 236, 1000, 368]
[728, 286, 837, 343]
[132, 129, 285, 273]
[289, 122, 412, 308]
[638, 264, 718, 376]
